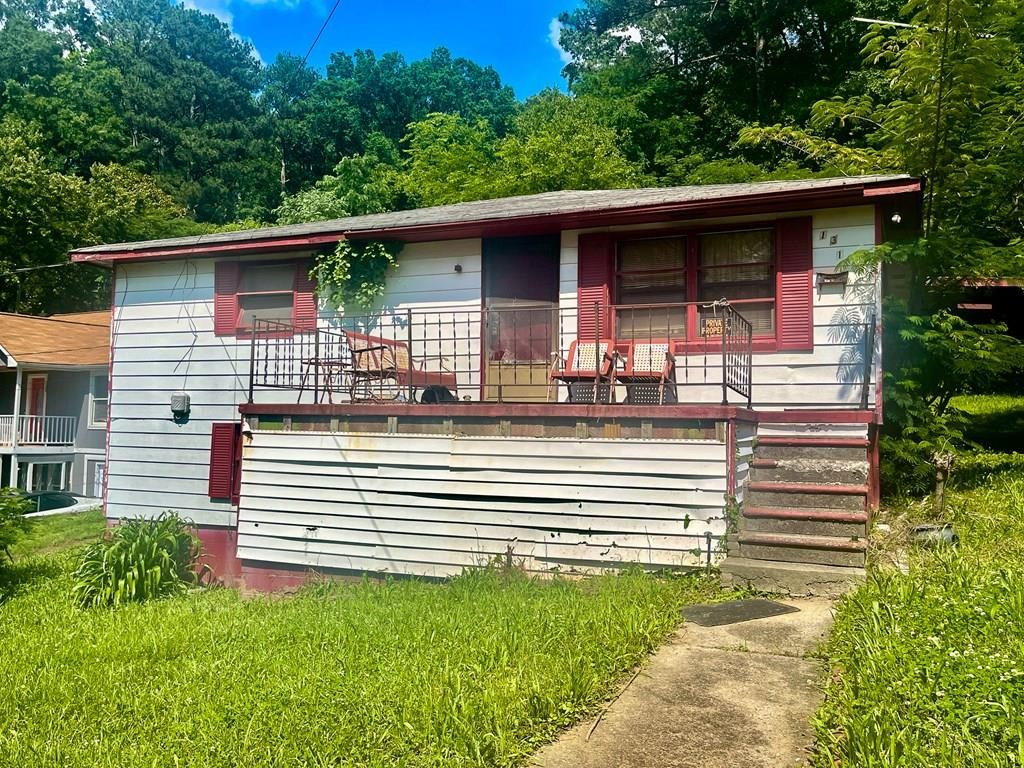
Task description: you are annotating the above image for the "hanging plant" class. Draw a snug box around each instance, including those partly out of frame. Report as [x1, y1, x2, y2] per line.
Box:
[311, 238, 404, 310]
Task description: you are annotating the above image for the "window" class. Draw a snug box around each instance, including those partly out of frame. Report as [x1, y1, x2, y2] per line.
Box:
[89, 373, 108, 428]
[18, 462, 68, 492]
[615, 238, 687, 338]
[581, 218, 813, 352]
[213, 260, 316, 337]
[698, 230, 775, 335]
[237, 263, 296, 330]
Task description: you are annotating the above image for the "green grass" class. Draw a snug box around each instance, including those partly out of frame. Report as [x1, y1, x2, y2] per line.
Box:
[951, 394, 1024, 452]
[9, 508, 105, 559]
[814, 466, 1024, 767]
[0, 513, 725, 768]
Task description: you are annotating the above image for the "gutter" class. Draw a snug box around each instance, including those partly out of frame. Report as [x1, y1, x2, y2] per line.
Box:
[70, 178, 922, 266]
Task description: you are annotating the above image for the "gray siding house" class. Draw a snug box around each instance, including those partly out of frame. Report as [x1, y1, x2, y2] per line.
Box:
[0, 311, 109, 497]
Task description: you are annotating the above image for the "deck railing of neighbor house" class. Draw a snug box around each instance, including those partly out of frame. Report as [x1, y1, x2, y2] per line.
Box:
[247, 301, 753, 407]
[0, 415, 77, 447]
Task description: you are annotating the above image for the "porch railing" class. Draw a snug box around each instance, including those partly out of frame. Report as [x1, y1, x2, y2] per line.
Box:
[247, 301, 753, 407]
[0, 415, 78, 447]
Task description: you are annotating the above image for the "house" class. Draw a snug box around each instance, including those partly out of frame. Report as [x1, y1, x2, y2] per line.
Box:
[0, 311, 109, 498]
[70, 175, 921, 593]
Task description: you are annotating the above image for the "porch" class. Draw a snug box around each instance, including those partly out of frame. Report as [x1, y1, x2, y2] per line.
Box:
[246, 301, 757, 409]
[235, 300, 876, 581]
[0, 415, 78, 450]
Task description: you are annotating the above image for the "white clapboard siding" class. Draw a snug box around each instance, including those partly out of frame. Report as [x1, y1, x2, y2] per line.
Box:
[734, 421, 757, 505]
[107, 241, 485, 529]
[238, 430, 727, 576]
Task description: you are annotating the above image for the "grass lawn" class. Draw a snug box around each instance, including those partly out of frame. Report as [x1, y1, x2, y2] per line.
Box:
[814, 395, 1024, 767]
[951, 394, 1024, 452]
[0, 512, 724, 768]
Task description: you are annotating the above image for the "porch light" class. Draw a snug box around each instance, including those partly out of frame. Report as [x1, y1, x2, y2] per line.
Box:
[171, 391, 191, 419]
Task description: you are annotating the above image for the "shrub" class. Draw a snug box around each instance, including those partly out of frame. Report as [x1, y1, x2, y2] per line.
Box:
[72, 512, 204, 607]
[0, 488, 31, 561]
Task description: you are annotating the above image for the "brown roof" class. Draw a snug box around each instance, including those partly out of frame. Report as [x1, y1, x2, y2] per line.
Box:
[47, 310, 111, 326]
[0, 311, 110, 368]
[71, 175, 921, 264]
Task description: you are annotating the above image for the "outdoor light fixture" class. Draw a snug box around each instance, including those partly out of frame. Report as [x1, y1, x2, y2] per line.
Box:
[170, 391, 191, 419]
[891, 212, 903, 224]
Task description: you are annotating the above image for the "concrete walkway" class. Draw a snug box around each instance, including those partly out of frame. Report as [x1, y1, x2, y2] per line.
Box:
[531, 599, 834, 768]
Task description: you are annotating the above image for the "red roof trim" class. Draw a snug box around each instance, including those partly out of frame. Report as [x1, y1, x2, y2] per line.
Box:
[71, 179, 922, 265]
[862, 182, 921, 197]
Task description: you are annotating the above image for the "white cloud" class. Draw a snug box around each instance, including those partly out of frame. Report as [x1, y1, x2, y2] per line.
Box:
[548, 17, 572, 65]
[182, 0, 234, 27]
[180, 0, 274, 65]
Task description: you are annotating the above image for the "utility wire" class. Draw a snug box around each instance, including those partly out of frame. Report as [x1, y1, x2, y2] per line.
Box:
[301, 0, 344, 68]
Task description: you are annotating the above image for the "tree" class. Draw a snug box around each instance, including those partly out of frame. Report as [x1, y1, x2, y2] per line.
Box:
[402, 113, 499, 206]
[402, 93, 646, 207]
[275, 135, 402, 224]
[557, 0, 908, 180]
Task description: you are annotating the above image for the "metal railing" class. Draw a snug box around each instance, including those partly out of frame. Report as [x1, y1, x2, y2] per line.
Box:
[247, 301, 754, 406]
[860, 312, 877, 410]
[0, 415, 78, 447]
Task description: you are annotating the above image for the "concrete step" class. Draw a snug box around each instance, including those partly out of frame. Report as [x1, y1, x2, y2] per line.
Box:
[730, 532, 867, 568]
[741, 506, 869, 538]
[720, 556, 866, 598]
[745, 481, 868, 512]
[749, 444, 868, 462]
[750, 458, 868, 485]
[756, 436, 868, 448]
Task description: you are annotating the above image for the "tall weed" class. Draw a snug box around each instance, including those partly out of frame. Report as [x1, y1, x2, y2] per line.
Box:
[72, 512, 204, 607]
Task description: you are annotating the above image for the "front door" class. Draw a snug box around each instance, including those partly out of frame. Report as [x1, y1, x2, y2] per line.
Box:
[24, 374, 47, 443]
[27, 374, 46, 416]
[482, 236, 560, 402]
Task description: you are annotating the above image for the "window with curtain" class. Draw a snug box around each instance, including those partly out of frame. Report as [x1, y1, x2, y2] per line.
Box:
[698, 230, 775, 335]
[615, 237, 687, 338]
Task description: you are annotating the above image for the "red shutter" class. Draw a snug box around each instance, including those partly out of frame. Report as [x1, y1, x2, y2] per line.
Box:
[577, 233, 614, 340]
[292, 261, 317, 332]
[776, 217, 814, 351]
[214, 261, 240, 337]
[208, 422, 238, 499]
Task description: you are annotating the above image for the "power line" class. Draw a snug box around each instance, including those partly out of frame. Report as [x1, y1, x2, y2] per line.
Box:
[301, 0, 344, 68]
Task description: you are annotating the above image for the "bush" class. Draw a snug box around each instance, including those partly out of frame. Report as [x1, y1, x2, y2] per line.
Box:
[0, 488, 31, 561]
[72, 512, 204, 607]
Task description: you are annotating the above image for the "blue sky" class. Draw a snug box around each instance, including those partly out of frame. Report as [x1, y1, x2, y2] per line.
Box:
[185, 0, 579, 99]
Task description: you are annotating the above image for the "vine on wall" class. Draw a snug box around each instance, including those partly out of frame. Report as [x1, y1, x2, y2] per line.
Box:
[311, 239, 404, 310]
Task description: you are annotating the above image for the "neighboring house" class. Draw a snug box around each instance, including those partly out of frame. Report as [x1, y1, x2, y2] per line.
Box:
[71, 175, 921, 593]
[0, 311, 109, 498]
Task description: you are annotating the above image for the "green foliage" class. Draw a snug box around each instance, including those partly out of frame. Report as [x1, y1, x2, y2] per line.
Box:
[275, 135, 402, 225]
[0, 489, 32, 560]
[9, 508, 104, 561]
[402, 94, 646, 207]
[0, 552, 723, 766]
[71, 512, 204, 608]
[402, 112, 499, 206]
[312, 239, 404, 311]
[879, 308, 1024, 495]
[814, 468, 1024, 766]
